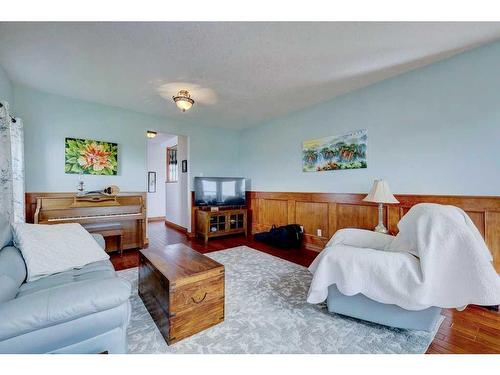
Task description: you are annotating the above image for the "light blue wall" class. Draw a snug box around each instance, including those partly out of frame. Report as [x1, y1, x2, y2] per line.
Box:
[0, 65, 13, 104]
[13, 84, 240, 192]
[240, 42, 500, 195]
[7, 41, 500, 196]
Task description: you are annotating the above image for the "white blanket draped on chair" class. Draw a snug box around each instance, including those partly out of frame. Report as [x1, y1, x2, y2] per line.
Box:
[307, 203, 500, 310]
[0, 101, 25, 223]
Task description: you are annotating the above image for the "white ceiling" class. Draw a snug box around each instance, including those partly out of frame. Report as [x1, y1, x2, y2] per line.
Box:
[0, 22, 499, 129]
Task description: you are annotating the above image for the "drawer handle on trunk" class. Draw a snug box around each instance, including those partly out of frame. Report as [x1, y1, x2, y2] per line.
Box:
[191, 292, 208, 304]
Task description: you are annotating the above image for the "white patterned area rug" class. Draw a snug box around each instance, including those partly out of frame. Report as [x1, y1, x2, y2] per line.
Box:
[118, 246, 443, 354]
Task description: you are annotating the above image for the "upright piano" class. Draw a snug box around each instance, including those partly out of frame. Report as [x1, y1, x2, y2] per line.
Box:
[32, 193, 146, 252]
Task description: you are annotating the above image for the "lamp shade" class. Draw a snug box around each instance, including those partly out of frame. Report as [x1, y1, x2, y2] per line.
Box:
[363, 179, 399, 204]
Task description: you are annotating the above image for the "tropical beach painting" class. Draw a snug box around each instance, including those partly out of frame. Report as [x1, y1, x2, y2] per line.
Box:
[65, 137, 118, 175]
[302, 129, 367, 172]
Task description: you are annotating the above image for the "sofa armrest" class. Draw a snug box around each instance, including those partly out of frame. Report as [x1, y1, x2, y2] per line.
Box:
[326, 228, 395, 250]
[91, 233, 106, 249]
[0, 276, 131, 341]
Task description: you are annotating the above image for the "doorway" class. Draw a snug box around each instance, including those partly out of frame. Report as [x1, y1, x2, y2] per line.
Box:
[146, 132, 189, 231]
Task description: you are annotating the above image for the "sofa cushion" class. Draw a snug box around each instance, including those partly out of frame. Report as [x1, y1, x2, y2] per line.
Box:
[0, 303, 130, 354]
[0, 275, 131, 341]
[17, 260, 115, 297]
[90, 233, 106, 250]
[0, 215, 12, 248]
[12, 223, 109, 282]
[0, 275, 19, 303]
[0, 246, 27, 303]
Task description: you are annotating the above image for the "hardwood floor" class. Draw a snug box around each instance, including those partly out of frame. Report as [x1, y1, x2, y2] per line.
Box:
[110, 221, 500, 354]
[111, 221, 319, 271]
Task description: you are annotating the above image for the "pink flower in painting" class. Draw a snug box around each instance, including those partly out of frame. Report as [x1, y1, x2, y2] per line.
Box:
[78, 143, 112, 171]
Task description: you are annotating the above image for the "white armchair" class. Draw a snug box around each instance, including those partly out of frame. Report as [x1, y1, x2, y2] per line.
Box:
[326, 228, 395, 250]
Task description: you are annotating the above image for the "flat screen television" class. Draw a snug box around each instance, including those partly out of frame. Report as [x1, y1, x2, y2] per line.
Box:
[194, 177, 246, 206]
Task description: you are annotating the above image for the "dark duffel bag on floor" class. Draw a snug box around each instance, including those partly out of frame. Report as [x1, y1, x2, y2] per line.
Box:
[254, 224, 304, 248]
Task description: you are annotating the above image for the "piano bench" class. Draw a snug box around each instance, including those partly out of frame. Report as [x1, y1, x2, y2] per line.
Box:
[86, 224, 125, 256]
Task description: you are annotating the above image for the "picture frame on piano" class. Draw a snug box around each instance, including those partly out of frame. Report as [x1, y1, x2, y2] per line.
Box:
[148, 171, 156, 193]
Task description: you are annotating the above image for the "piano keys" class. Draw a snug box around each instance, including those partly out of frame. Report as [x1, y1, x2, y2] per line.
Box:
[32, 193, 146, 252]
[46, 212, 143, 222]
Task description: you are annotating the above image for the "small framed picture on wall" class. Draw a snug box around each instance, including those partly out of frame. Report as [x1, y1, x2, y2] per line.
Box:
[148, 171, 156, 193]
[182, 159, 188, 173]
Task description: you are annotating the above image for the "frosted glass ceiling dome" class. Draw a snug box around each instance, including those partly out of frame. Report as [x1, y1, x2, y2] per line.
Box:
[172, 90, 194, 112]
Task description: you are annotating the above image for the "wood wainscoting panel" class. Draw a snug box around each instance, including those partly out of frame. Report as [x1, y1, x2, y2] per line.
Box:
[387, 205, 401, 234]
[465, 211, 486, 238]
[287, 200, 296, 224]
[328, 203, 337, 238]
[256, 198, 288, 228]
[248, 191, 500, 272]
[335, 203, 382, 231]
[485, 211, 500, 272]
[295, 201, 328, 237]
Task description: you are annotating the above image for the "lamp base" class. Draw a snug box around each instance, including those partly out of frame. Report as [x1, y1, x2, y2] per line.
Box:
[374, 203, 388, 234]
[374, 224, 389, 234]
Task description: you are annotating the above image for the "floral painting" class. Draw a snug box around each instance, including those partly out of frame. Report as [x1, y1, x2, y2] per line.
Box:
[302, 129, 367, 172]
[65, 138, 118, 175]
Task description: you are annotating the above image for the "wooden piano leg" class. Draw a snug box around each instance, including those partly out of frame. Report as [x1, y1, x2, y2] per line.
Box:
[118, 234, 123, 256]
[139, 218, 145, 249]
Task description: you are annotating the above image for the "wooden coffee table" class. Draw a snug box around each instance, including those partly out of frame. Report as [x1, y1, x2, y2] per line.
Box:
[138, 243, 225, 345]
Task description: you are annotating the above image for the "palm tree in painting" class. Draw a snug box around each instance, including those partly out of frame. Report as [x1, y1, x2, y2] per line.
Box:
[320, 146, 335, 160]
[339, 144, 357, 161]
[303, 149, 318, 165]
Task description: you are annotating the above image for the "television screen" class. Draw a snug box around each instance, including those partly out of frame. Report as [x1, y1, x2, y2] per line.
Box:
[194, 177, 246, 206]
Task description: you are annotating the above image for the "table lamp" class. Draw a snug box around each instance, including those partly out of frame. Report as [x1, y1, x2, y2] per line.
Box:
[362, 179, 399, 233]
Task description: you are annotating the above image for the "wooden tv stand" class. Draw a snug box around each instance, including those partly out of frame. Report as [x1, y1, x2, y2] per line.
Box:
[195, 207, 247, 243]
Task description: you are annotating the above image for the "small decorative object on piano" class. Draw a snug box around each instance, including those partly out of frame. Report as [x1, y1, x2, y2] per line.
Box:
[77, 185, 120, 198]
[73, 185, 120, 204]
[76, 172, 85, 195]
[103, 185, 120, 196]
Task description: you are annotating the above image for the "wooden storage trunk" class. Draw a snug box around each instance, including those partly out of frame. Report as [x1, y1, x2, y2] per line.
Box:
[138, 243, 225, 345]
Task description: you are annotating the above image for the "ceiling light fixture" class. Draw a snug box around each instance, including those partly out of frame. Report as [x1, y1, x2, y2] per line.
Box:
[146, 130, 157, 139]
[172, 90, 194, 112]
